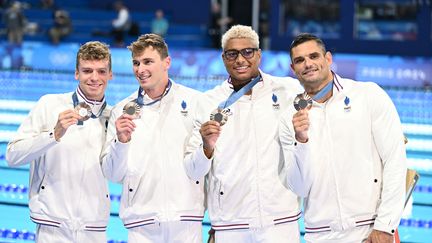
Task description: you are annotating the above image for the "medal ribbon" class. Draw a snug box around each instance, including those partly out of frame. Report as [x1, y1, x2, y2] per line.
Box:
[136, 79, 172, 107]
[311, 80, 333, 101]
[218, 75, 262, 109]
[72, 91, 107, 125]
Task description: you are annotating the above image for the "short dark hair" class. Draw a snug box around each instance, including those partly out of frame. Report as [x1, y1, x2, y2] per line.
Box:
[128, 33, 169, 59]
[289, 33, 327, 58]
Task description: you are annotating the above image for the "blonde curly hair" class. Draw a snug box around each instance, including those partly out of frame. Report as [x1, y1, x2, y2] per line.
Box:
[76, 41, 111, 70]
[221, 25, 259, 50]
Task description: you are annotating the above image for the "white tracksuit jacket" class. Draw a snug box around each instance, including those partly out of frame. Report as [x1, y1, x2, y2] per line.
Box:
[279, 74, 407, 242]
[102, 82, 205, 229]
[184, 71, 304, 232]
[6, 92, 111, 233]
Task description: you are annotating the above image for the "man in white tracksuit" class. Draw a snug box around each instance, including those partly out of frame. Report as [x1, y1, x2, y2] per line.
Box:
[101, 34, 204, 243]
[184, 25, 303, 242]
[279, 33, 407, 243]
[6, 41, 113, 243]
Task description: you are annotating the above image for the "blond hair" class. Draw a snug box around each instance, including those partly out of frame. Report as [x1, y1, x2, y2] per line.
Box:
[127, 34, 169, 59]
[76, 41, 111, 70]
[221, 25, 259, 50]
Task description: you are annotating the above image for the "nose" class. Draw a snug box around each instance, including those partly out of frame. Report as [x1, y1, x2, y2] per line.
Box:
[304, 57, 313, 67]
[137, 63, 146, 73]
[90, 70, 99, 80]
[235, 53, 247, 63]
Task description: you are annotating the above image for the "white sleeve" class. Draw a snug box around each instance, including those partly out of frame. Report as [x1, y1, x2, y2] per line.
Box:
[183, 106, 212, 181]
[101, 106, 129, 183]
[6, 97, 59, 167]
[369, 84, 407, 234]
[278, 110, 312, 198]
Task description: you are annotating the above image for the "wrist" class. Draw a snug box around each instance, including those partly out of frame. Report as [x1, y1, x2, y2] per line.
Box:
[118, 136, 131, 144]
[53, 128, 61, 142]
[202, 144, 214, 158]
[295, 134, 308, 143]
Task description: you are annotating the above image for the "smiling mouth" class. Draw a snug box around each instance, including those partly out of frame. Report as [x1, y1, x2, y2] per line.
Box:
[303, 69, 317, 75]
[234, 66, 249, 70]
[233, 66, 251, 74]
[88, 83, 102, 87]
[138, 74, 151, 81]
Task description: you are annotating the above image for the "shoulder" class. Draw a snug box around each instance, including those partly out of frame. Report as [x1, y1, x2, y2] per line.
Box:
[38, 92, 71, 104]
[174, 83, 202, 97]
[26, 93, 72, 116]
[190, 83, 227, 111]
[203, 81, 229, 98]
[348, 79, 385, 96]
[341, 78, 392, 108]
[262, 72, 303, 94]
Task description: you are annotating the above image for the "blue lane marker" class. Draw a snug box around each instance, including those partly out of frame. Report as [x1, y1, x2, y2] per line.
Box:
[0, 228, 127, 242]
[400, 218, 432, 228]
[0, 228, 35, 241]
[414, 185, 432, 193]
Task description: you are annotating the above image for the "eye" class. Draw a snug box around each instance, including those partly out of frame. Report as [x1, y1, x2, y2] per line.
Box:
[310, 53, 320, 59]
[132, 60, 139, 66]
[224, 50, 238, 60]
[143, 60, 153, 65]
[242, 48, 254, 57]
[293, 58, 304, 64]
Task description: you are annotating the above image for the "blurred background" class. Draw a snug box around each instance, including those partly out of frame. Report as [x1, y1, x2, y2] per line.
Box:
[0, 0, 431, 242]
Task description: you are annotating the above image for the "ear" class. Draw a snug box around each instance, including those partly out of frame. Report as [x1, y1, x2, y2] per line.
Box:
[257, 48, 262, 57]
[325, 51, 333, 65]
[74, 69, 79, 80]
[164, 56, 171, 70]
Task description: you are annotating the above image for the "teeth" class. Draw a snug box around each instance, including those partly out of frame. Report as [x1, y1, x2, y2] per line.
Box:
[304, 69, 316, 75]
[235, 66, 248, 70]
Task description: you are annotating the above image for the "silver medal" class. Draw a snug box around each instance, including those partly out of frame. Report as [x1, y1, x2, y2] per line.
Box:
[210, 108, 229, 126]
[293, 92, 313, 111]
[74, 102, 91, 121]
[123, 101, 141, 119]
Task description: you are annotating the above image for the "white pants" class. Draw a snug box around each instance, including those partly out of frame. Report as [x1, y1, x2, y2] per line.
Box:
[304, 225, 373, 243]
[215, 223, 300, 243]
[128, 221, 202, 243]
[36, 224, 106, 243]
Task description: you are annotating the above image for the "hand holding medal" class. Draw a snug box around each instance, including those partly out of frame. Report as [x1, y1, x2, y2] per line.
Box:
[292, 92, 312, 143]
[202, 75, 262, 157]
[292, 80, 334, 143]
[54, 109, 82, 142]
[116, 108, 137, 143]
[209, 75, 262, 126]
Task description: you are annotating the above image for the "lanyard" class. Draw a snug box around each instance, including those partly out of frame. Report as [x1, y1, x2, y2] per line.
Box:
[136, 79, 172, 107]
[218, 75, 261, 109]
[311, 80, 333, 101]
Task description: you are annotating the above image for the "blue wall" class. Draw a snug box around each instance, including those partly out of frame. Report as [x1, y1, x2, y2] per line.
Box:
[1, 41, 431, 88]
[270, 1, 432, 57]
[89, 0, 211, 24]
